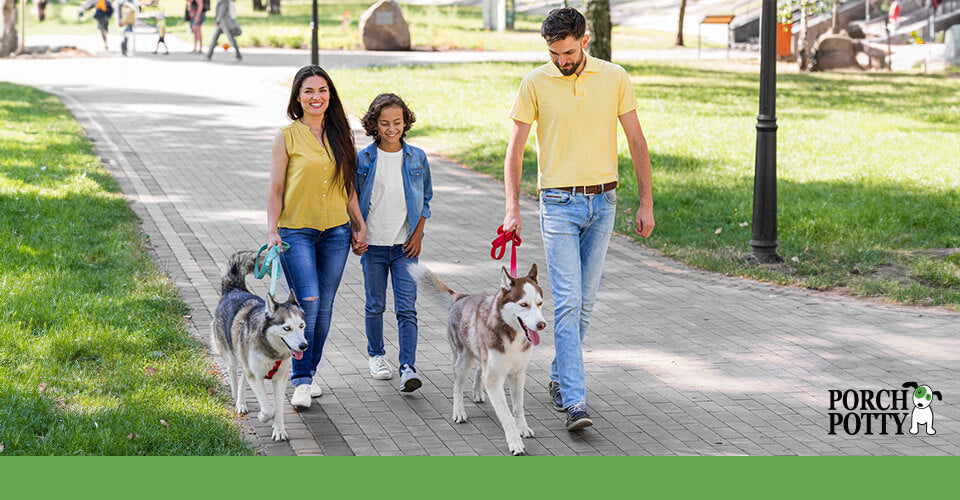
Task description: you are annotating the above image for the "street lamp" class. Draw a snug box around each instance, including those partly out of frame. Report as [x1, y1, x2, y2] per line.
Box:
[748, 0, 783, 264]
[311, 0, 319, 65]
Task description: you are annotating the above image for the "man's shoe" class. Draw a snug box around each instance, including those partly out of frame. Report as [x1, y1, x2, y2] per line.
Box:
[548, 380, 564, 412]
[309, 379, 323, 398]
[291, 385, 312, 409]
[565, 403, 593, 431]
[399, 365, 422, 393]
[368, 355, 393, 380]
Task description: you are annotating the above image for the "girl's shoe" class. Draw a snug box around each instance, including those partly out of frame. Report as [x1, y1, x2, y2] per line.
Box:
[369, 356, 393, 380]
[399, 365, 422, 393]
[291, 385, 312, 409]
[310, 379, 323, 398]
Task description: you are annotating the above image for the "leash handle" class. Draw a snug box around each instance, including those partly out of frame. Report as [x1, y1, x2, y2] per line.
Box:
[490, 225, 522, 277]
[254, 242, 290, 297]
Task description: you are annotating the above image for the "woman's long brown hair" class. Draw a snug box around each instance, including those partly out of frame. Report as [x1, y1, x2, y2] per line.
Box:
[286, 65, 356, 192]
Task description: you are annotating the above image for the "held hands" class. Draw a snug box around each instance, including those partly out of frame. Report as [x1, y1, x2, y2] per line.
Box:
[403, 228, 424, 258]
[635, 205, 655, 238]
[351, 222, 368, 256]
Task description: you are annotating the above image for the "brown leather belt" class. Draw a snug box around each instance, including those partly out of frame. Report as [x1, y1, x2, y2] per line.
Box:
[550, 181, 618, 195]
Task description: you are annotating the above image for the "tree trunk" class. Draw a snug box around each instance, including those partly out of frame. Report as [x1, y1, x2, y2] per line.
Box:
[1, 0, 16, 57]
[268, 0, 280, 15]
[253, 0, 265, 12]
[585, 0, 611, 61]
[798, 1, 809, 70]
[831, 0, 840, 34]
[676, 0, 687, 46]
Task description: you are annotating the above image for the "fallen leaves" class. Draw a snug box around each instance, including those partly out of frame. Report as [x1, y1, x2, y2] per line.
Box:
[144, 366, 158, 376]
[38, 382, 47, 393]
[714, 227, 723, 235]
[0, 442, 4, 453]
[160, 419, 168, 427]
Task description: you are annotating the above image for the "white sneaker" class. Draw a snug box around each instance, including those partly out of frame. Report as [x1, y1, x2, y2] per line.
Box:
[310, 379, 323, 398]
[291, 384, 312, 409]
[368, 355, 393, 380]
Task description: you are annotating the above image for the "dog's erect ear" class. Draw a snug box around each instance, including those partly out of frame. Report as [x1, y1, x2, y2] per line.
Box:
[902, 381, 919, 390]
[286, 290, 299, 306]
[933, 391, 942, 401]
[265, 293, 278, 315]
[527, 263, 538, 282]
[500, 266, 514, 291]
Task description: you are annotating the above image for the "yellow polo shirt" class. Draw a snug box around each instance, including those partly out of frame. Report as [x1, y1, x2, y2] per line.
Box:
[508, 54, 638, 190]
[277, 120, 350, 231]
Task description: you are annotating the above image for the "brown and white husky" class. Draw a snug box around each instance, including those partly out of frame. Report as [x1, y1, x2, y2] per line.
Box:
[212, 251, 307, 442]
[416, 263, 547, 455]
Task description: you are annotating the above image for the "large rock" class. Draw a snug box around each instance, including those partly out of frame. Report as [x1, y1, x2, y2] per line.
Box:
[359, 0, 410, 51]
[812, 34, 862, 71]
[945, 25, 960, 65]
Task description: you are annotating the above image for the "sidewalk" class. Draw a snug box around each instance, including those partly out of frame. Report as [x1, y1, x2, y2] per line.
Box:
[1, 46, 958, 456]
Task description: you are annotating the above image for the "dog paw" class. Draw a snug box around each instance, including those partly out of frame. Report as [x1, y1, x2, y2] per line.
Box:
[517, 423, 534, 438]
[472, 390, 485, 403]
[258, 409, 274, 423]
[507, 435, 525, 456]
[235, 402, 248, 414]
[910, 428, 918, 435]
[271, 425, 288, 442]
[452, 407, 468, 423]
[928, 429, 936, 435]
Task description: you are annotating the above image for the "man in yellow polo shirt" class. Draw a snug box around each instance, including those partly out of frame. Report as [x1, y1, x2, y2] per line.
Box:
[502, 8, 655, 431]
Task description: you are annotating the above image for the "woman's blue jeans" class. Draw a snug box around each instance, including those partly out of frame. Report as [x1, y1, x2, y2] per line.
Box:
[278, 223, 351, 387]
[360, 244, 418, 373]
[539, 188, 617, 409]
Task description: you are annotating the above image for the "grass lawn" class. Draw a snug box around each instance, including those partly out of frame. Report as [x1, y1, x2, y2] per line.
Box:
[24, 0, 700, 51]
[331, 62, 960, 309]
[0, 83, 252, 455]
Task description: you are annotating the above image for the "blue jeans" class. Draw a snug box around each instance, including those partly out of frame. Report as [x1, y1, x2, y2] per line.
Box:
[539, 188, 617, 409]
[278, 223, 351, 387]
[360, 245, 418, 373]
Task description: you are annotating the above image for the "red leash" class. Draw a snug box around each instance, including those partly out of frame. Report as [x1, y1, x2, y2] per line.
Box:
[490, 225, 522, 277]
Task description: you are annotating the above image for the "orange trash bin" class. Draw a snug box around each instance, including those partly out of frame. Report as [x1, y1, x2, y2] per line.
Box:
[777, 22, 792, 58]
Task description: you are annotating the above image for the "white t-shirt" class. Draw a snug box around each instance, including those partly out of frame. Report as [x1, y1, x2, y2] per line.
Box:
[365, 149, 410, 246]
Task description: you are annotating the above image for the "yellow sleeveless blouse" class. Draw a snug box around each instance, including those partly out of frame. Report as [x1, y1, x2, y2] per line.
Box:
[277, 120, 350, 231]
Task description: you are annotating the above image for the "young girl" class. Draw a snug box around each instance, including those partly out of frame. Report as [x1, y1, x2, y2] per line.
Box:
[355, 94, 432, 393]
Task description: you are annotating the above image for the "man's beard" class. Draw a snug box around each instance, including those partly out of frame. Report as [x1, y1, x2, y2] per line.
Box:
[554, 52, 583, 76]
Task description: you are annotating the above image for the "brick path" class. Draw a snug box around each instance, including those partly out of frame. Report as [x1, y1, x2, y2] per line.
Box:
[2, 45, 958, 456]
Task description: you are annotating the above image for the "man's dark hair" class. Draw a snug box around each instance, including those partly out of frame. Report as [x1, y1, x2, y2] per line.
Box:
[540, 8, 586, 44]
[361, 93, 417, 143]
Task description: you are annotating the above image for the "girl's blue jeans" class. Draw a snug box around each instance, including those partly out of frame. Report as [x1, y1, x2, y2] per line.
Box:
[360, 244, 419, 374]
[278, 223, 351, 387]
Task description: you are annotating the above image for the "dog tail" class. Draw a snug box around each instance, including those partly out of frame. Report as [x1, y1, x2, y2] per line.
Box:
[221, 250, 257, 295]
[410, 263, 461, 312]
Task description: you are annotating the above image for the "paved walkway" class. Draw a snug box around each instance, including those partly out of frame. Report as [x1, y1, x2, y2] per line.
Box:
[2, 44, 958, 456]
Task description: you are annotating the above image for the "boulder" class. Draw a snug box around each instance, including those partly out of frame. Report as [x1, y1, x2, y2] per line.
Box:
[359, 0, 410, 51]
[812, 34, 862, 71]
[945, 25, 960, 66]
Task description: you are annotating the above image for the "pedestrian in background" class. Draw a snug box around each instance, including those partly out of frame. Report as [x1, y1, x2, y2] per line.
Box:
[186, 0, 205, 54]
[78, 0, 114, 51]
[206, 0, 241, 61]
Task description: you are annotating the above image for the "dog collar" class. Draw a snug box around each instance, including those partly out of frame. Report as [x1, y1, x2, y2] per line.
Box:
[265, 360, 283, 380]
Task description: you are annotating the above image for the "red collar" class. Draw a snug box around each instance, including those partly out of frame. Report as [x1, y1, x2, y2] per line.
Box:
[265, 360, 283, 380]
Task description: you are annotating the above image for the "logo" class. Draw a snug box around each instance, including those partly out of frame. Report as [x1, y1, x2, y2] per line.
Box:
[828, 381, 942, 436]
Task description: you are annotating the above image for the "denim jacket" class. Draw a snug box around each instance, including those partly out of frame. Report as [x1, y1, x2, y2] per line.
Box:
[355, 141, 433, 242]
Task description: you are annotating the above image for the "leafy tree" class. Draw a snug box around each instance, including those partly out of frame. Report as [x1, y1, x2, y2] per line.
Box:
[778, 0, 832, 70]
[1, 0, 15, 57]
[585, 0, 610, 60]
[676, 0, 687, 46]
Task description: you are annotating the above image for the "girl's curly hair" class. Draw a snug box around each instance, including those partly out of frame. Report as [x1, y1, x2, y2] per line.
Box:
[361, 93, 416, 143]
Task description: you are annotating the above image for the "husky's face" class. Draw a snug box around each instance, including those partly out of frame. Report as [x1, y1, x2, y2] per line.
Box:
[265, 293, 308, 360]
[500, 264, 546, 346]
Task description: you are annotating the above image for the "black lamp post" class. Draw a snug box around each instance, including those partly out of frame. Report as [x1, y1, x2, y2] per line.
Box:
[311, 0, 319, 65]
[748, 0, 783, 264]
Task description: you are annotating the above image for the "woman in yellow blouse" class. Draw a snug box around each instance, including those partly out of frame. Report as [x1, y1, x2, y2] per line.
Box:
[267, 65, 367, 410]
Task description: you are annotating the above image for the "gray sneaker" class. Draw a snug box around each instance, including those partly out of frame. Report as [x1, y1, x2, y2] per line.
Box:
[399, 364, 422, 393]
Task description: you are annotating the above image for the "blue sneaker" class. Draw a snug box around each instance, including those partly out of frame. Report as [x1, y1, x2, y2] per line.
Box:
[399, 364, 422, 393]
[565, 403, 593, 431]
[548, 380, 564, 412]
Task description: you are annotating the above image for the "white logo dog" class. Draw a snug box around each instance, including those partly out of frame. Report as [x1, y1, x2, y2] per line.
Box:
[902, 381, 942, 435]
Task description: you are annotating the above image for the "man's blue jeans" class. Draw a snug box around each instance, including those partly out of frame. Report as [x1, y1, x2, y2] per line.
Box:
[278, 223, 351, 387]
[539, 188, 617, 409]
[360, 244, 418, 373]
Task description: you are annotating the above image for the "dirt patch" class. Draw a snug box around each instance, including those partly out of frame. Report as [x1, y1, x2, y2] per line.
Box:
[907, 248, 960, 259]
[13, 46, 92, 59]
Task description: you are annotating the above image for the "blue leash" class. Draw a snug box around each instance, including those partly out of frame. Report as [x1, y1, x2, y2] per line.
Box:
[254, 242, 289, 297]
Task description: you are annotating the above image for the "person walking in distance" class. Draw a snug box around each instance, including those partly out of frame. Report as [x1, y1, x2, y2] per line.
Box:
[502, 8, 655, 431]
[205, 0, 241, 61]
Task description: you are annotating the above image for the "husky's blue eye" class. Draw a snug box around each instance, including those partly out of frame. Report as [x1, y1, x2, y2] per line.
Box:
[519, 303, 528, 308]
[283, 326, 291, 331]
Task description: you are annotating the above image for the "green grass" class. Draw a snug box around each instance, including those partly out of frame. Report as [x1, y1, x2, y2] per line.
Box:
[0, 83, 253, 455]
[331, 62, 960, 309]
[25, 0, 696, 51]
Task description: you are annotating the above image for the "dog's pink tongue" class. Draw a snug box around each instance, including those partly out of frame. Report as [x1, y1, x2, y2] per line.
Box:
[292, 350, 304, 360]
[525, 328, 540, 346]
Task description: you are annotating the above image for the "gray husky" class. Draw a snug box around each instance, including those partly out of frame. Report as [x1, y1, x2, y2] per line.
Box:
[212, 251, 307, 442]
[416, 264, 546, 455]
